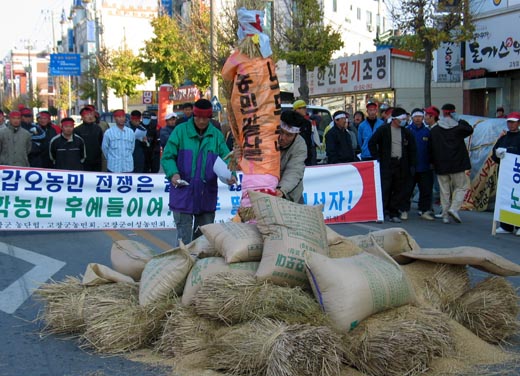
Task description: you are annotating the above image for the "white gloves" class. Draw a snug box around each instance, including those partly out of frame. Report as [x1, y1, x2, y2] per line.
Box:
[495, 147, 507, 159]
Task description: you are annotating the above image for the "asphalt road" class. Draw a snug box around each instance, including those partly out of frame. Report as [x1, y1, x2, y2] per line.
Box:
[1, 204, 519, 376]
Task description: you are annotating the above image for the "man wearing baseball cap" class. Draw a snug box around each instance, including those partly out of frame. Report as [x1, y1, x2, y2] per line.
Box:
[429, 103, 473, 224]
[292, 99, 315, 166]
[159, 112, 178, 149]
[102, 109, 135, 173]
[492, 111, 520, 235]
[75, 106, 104, 171]
[161, 98, 236, 245]
[358, 101, 384, 160]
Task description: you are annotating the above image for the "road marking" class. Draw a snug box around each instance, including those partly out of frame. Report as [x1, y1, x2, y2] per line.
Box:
[103, 230, 173, 253]
[0, 242, 66, 314]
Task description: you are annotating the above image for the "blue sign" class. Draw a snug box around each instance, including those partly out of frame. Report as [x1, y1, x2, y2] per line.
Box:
[50, 53, 81, 76]
[211, 95, 222, 112]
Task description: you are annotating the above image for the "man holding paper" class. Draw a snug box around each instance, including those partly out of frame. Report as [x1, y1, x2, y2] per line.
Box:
[161, 99, 236, 245]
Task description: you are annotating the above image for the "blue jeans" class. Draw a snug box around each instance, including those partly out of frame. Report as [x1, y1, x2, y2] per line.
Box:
[172, 211, 215, 246]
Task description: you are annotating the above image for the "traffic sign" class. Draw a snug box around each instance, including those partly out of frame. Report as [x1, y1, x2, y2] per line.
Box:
[211, 95, 222, 112]
[49, 53, 81, 76]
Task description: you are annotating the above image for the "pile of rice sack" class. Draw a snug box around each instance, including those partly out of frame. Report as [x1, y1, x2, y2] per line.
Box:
[34, 189, 520, 376]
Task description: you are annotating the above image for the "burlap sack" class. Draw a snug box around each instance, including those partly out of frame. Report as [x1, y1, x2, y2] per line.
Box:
[82, 263, 136, 286]
[347, 227, 420, 264]
[200, 222, 263, 263]
[110, 240, 155, 281]
[139, 247, 194, 306]
[305, 238, 416, 332]
[400, 246, 520, 276]
[180, 235, 219, 259]
[249, 190, 328, 287]
[181, 257, 259, 306]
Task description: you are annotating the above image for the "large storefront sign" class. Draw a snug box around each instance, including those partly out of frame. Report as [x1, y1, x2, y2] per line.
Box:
[0, 162, 383, 231]
[493, 153, 520, 228]
[466, 11, 520, 73]
[302, 50, 392, 97]
[433, 42, 462, 83]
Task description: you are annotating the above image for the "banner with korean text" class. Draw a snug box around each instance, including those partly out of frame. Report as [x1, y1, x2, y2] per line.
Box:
[493, 153, 520, 228]
[0, 161, 382, 231]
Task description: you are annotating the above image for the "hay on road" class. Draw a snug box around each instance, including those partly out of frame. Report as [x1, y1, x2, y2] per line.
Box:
[80, 283, 173, 354]
[193, 272, 327, 326]
[343, 305, 453, 376]
[209, 318, 344, 376]
[450, 276, 520, 344]
[155, 304, 223, 357]
[35, 276, 87, 336]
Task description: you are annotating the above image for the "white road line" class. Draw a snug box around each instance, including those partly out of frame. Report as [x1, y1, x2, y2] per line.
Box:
[0, 242, 66, 314]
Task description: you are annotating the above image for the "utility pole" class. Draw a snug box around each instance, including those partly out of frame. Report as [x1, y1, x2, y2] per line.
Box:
[210, 0, 218, 99]
[25, 41, 34, 103]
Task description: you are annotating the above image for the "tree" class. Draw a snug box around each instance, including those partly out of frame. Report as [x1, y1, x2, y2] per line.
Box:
[53, 76, 76, 116]
[273, 0, 343, 103]
[140, 16, 188, 88]
[100, 45, 145, 110]
[385, 0, 474, 106]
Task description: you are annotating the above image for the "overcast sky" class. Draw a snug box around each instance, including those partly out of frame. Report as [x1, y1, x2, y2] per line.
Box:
[1, 0, 70, 59]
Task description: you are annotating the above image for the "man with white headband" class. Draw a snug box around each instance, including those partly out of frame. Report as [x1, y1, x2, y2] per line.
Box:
[369, 107, 417, 223]
[276, 110, 307, 203]
[402, 108, 435, 221]
[325, 110, 358, 164]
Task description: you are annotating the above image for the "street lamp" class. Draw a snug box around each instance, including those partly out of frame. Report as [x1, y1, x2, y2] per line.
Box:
[82, 0, 103, 112]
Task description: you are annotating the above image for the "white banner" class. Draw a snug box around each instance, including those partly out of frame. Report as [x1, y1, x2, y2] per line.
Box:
[302, 50, 391, 97]
[433, 42, 461, 83]
[0, 162, 383, 231]
[466, 11, 520, 72]
[493, 153, 520, 227]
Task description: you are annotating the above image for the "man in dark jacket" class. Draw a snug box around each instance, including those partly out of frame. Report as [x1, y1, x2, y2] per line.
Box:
[74, 106, 104, 171]
[49, 118, 86, 170]
[369, 107, 417, 223]
[293, 100, 316, 166]
[429, 103, 473, 224]
[326, 110, 358, 164]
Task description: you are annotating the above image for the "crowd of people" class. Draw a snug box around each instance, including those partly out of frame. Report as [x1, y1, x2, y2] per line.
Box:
[1, 97, 519, 239]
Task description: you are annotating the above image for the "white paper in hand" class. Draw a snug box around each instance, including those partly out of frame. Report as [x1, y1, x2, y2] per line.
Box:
[213, 156, 232, 184]
[134, 128, 147, 141]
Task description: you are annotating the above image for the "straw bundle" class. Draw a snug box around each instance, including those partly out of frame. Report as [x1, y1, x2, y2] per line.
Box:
[449, 276, 520, 344]
[154, 304, 223, 357]
[402, 261, 471, 311]
[35, 276, 87, 336]
[343, 305, 454, 376]
[80, 282, 172, 354]
[423, 263, 471, 313]
[209, 318, 344, 376]
[192, 272, 327, 326]
[236, 0, 268, 59]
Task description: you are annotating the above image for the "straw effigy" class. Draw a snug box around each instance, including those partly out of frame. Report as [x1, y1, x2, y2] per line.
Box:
[154, 304, 223, 357]
[192, 272, 328, 326]
[449, 276, 520, 344]
[35, 276, 88, 336]
[79, 282, 173, 354]
[343, 305, 454, 376]
[208, 318, 344, 376]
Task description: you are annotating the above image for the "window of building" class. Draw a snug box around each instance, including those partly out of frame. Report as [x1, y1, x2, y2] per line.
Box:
[333, 0, 337, 12]
[357, 8, 361, 20]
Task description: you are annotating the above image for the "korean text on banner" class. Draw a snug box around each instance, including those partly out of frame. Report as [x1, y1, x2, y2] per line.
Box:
[493, 153, 520, 228]
[0, 162, 383, 231]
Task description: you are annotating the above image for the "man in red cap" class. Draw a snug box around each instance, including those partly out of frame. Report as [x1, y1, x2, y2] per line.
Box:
[74, 106, 104, 171]
[32, 111, 59, 168]
[161, 98, 236, 245]
[49, 118, 86, 170]
[492, 111, 520, 235]
[429, 103, 473, 224]
[358, 101, 384, 160]
[102, 109, 135, 173]
[0, 111, 32, 167]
